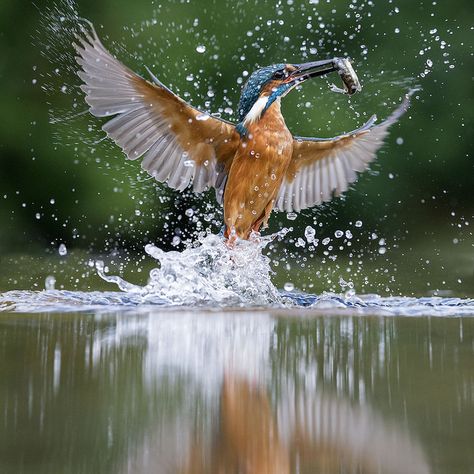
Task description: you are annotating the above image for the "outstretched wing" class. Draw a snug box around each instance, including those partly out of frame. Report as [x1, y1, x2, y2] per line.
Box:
[74, 23, 239, 201]
[274, 93, 412, 213]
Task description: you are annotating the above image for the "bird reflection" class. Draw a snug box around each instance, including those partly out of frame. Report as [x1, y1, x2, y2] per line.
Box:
[177, 375, 430, 474]
[0, 311, 438, 474]
[109, 310, 431, 474]
[181, 375, 289, 474]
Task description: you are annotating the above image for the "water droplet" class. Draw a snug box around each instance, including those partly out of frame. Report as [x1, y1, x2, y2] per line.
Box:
[345, 288, 356, 298]
[196, 113, 210, 121]
[58, 243, 67, 256]
[339, 277, 349, 289]
[396, 137, 404, 145]
[378, 247, 387, 254]
[196, 45, 206, 53]
[304, 226, 316, 242]
[296, 237, 306, 248]
[185, 208, 194, 217]
[284, 282, 294, 292]
[286, 212, 297, 221]
[335, 230, 344, 238]
[45, 275, 56, 290]
[355, 220, 362, 227]
[172, 236, 181, 246]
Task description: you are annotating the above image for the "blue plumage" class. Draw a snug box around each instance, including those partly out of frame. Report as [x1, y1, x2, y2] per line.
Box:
[237, 64, 285, 122]
[263, 82, 293, 113]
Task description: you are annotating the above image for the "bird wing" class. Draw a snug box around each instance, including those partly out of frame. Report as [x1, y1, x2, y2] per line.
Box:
[74, 23, 239, 201]
[274, 93, 412, 213]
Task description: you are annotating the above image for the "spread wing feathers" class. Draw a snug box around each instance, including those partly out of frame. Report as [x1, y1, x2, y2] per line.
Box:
[74, 23, 238, 199]
[275, 93, 412, 213]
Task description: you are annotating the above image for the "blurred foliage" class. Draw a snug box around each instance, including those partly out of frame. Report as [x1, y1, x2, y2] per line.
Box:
[0, 0, 472, 291]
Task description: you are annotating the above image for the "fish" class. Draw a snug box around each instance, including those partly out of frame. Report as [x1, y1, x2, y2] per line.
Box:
[330, 58, 362, 95]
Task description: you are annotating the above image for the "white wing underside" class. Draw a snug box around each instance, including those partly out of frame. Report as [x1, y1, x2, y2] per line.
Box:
[275, 93, 412, 213]
[102, 111, 218, 194]
[75, 25, 229, 197]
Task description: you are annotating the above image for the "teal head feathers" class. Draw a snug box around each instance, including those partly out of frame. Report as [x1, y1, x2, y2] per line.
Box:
[236, 59, 359, 136]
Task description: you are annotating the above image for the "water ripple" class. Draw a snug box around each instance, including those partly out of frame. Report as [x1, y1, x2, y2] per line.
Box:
[1, 289, 474, 316]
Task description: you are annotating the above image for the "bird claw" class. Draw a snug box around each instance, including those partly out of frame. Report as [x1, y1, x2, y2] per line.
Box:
[224, 226, 238, 249]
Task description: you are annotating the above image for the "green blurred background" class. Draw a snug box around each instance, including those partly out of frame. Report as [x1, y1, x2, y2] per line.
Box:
[0, 0, 472, 294]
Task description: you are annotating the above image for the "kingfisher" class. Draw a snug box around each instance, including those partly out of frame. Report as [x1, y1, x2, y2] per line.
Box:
[74, 22, 411, 243]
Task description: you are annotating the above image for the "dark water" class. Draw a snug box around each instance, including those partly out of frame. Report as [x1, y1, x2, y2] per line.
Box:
[0, 309, 473, 474]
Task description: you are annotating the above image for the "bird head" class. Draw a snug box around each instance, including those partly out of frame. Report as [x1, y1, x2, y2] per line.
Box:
[236, 59, 358, 135]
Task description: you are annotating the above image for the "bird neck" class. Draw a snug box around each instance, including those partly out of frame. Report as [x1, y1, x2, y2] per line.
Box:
[237, 97, 283, 137]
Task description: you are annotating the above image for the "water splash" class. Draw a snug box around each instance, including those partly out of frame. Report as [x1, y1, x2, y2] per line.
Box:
[96, 230, 289, 307]
[1, 231, 474, 316]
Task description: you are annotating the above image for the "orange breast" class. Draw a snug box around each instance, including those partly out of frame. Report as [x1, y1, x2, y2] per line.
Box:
[224, 100, 293, 239]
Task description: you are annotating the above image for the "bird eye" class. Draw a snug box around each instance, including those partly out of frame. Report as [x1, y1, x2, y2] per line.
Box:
[273, 70, 285, 79]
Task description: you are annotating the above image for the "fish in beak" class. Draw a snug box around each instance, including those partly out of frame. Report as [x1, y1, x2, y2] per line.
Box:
[288, 57, 362, 95]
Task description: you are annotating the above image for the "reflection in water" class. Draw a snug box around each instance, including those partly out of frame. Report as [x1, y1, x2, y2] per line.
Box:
[0, 311, 473, 473]
[177, 376, 429, 474]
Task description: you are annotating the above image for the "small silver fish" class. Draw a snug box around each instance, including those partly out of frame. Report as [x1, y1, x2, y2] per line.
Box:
[332, 58, 362, 95]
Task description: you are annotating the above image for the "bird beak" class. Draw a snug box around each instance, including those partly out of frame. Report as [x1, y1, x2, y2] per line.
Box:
[288, 58, 362, 95]
[289, 59, 338, 82]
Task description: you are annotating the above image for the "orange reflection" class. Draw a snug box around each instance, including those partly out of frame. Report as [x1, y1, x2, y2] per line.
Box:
[179, 374, 430, 474]
[181, 375, 289, 474]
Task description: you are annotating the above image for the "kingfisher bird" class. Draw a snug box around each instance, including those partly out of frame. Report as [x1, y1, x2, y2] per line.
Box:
[74, 22, 410, 243]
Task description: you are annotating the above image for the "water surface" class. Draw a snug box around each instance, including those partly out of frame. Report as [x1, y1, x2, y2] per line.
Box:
[1, 309, 473, 474]
[1, 234, 474, 473]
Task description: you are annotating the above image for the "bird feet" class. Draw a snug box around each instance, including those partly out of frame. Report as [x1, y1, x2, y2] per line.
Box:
[223, 226, 262, 248]
[224, 226, 238, 249]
